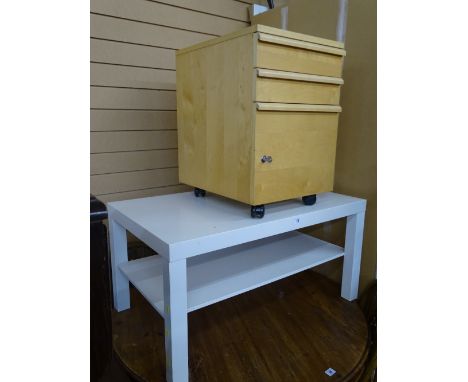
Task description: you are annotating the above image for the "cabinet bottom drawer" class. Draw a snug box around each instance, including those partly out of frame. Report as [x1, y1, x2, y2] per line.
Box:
[253, 110, 339, 205]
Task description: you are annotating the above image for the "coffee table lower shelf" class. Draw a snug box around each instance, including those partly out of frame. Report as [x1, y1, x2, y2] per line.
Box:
[119, 231, 344, 316]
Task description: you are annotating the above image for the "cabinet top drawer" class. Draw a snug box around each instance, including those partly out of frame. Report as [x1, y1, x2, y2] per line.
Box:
[255, 36, 345, 77]
[257, 33, 346, 57]
[176, 24, 344, 56]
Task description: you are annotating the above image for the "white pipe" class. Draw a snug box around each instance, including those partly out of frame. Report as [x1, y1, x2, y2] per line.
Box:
[336, 0, 349, 43]
[281, 6, 288, 30]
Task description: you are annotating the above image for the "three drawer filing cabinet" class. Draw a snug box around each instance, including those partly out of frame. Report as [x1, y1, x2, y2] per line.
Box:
[176, 25, 346, 218]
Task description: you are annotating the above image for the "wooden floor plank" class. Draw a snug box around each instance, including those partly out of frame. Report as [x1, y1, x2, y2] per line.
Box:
[112, 270, 369, 381]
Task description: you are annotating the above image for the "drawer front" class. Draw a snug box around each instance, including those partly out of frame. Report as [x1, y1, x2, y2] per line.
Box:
[256, 39, 344, 77]
[253, 110, 339, 205]
[255, 72, 342, 105]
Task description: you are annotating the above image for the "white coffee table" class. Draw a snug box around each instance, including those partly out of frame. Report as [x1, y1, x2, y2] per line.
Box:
[108, 192, 366, 382]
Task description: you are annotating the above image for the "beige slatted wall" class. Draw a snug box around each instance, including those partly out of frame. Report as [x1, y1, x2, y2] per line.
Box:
[90, 0, 254, 203]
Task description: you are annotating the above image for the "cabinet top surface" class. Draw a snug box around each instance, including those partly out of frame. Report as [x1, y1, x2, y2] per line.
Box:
[108, 192, 365, 259]
[176, 24, 345, 56]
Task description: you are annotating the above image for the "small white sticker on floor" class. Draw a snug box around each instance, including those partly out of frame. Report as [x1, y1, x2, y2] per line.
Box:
[325, 368, 336, 376]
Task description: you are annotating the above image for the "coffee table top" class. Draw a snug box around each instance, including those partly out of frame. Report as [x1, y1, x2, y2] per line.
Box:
[107, 191, 366, 261]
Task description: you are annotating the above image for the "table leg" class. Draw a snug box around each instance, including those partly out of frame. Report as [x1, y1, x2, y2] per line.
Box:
[108, 218, 130, 312]
[163, 259, 189, 382]
[341, 211, 365, 301]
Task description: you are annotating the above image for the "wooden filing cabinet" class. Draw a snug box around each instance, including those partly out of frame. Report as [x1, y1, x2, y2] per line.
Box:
[176, 25, 345, 217]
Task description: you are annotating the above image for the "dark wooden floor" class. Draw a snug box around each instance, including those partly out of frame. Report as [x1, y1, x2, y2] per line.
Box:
[112, 270, 369, 382]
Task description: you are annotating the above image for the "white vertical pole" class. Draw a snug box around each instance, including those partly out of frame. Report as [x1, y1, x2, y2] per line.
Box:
[336, 0, 349, 43]
[341, 211, 365, 300]
[163, 259, 189, 382]
[108, 218, 130, 312]
[280, 6, 288, 30]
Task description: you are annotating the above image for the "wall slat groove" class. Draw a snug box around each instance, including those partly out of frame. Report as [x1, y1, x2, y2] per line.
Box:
[145, 0, 249, 22]
[91, 108, 176, 111]
[91, 110, 176, 131]
[91, 63, 176, 90]
[233, 0, 255, 4]
[91, 166, 178, 176]
[91, 12, 220, 37]
[91, 87, 176, 110]
[90, 0, 251, 200]
[91, 86, 175, 90]
[91, 0, 247, 36]
[92, 149, 178, 154]
[91, 131, 178, 153]
[91, 37, 178, 50]
[91, 14, 215, 49]
[95, 184, 190, 203]
[91, 149, 178, 175]
[92, 129, 176, 132]
[91, 168, 180, 194]
[91, 61, 175, 71]
[96, 184, 181, 196]
[91, 85, 175, 91]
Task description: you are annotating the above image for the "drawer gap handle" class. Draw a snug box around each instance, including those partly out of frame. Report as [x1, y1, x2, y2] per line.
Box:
[256, 69, 343, 85]
[256, 103, 342, 113]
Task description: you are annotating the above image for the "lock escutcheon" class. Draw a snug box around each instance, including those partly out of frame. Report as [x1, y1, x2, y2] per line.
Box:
[261, 155, 273, 163]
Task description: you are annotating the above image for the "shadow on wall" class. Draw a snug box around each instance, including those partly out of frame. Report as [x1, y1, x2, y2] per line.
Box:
[300, 0, 377, 294]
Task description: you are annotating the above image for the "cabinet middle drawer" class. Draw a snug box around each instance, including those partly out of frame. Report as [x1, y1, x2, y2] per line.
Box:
[255, 69, 343, 105]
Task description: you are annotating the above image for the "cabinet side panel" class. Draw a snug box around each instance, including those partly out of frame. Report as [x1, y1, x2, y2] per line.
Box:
[177, 34, 254, 204]
[177, 51, 208, 189]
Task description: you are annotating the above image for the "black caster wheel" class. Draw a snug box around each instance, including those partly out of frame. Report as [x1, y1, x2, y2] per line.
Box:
[194, 188, 206, 197]
[302, 194, 317, 206]
[251, 205, 265, 219]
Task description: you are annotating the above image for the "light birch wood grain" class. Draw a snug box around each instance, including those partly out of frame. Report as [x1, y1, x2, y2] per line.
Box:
[253, 111, 339, 205]
[256, 103, 342, 113]
[256, 68, 343, 85]
[256, 40, 344, 77]
[255, 77, 341, 105]
[258, 33, 346, 56]
[256, 25, 344, 48]
[177, 33, 255, 204]
[177, 25, 344, 206]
